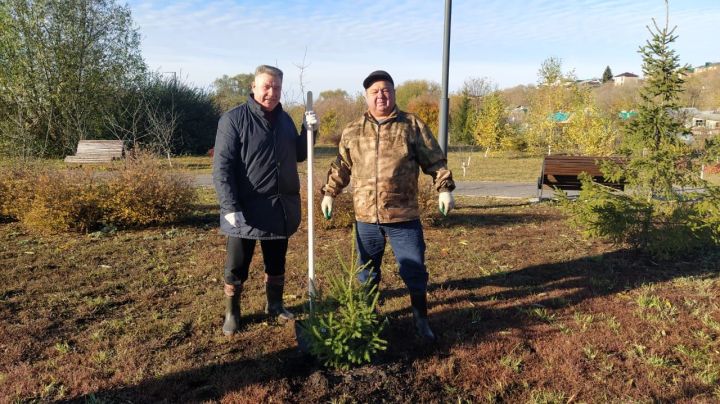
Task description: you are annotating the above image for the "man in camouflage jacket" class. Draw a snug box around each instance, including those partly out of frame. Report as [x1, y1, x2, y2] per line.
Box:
[321, 70, 456, 342]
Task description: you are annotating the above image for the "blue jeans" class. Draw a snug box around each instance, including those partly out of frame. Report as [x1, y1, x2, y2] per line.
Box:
[355, 220, 428, 294]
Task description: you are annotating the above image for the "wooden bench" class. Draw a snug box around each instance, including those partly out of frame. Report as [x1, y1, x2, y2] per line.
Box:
[537, 155, 626, 199]
[64, 140, 125, 164]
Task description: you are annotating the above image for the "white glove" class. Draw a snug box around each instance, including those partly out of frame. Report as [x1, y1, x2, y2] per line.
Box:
[321, 195, 334, 219]
[224, 212, 241, 227]
[438, 192, 455, 216]
[304, 111, 318, 131]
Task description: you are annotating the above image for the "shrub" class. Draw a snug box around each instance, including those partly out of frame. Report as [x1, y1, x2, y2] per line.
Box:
[560, 174, 720, 259]
[298, 234, 388, 370]
[0, 164, 35, 220]
[0, 152, 196, 232]
[103, 151, 196, 226]
[23, 169, 108, 233]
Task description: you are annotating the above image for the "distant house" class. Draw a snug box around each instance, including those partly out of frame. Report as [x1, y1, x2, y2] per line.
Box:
[508, 106, 528, 123]
[691, 62, 720, 75]
[550, 111, 571, 124]
[576, 78, 603, 87]
[691, 112, 720, 130]
[618, 110, 638, 120]
[613, 72, 640, 86]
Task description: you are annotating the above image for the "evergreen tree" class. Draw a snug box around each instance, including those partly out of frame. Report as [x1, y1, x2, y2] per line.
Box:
[621, 6, 695, 201]
[602, 66, 613, 83]
[450, 91, 473, 145]
[563, 1, 720, 258]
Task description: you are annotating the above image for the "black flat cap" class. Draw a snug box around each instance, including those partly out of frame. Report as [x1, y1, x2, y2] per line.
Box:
[363, 70, 394, 89]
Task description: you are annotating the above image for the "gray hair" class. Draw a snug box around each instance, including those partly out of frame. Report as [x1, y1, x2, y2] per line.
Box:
[255, 65, 283, 80]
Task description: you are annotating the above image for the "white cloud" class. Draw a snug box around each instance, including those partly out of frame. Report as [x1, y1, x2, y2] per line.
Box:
[128, 0, 720, 98]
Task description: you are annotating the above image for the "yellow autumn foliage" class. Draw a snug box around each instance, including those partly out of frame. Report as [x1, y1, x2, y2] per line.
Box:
[102, 151, 196, 227]
[0, 152, 196, 232]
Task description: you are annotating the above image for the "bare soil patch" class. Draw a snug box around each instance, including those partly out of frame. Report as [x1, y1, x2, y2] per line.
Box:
[1, 194, 719, 402]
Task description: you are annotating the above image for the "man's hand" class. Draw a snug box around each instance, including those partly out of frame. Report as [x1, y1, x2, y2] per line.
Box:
[321, 195, 334, 219]
[438, 192, 455, 216]
[304, 111, 318, 131]
[224, 212, 241, 227]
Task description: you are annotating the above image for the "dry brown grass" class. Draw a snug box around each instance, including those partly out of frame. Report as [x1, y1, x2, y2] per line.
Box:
[1, 186, 719, 402]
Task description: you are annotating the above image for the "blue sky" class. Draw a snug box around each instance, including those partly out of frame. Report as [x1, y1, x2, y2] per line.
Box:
[127, 0, 720, 103]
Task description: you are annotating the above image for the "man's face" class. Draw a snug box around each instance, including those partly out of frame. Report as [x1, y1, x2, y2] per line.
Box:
[252, 73, 282, 111]
[365, 80, 395, 119]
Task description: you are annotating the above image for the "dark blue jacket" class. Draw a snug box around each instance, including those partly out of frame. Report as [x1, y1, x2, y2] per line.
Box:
[213, 96, 308, 239]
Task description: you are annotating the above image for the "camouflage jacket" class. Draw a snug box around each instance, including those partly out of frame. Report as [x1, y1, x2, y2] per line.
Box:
[322, 108, 455, 223]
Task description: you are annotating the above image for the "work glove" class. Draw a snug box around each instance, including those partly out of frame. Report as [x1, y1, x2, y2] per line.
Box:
[303, 111, 318, 131]
[224, 212, 242, 227]
[321, 195, 334, 219]
[438, 191, 455, 216]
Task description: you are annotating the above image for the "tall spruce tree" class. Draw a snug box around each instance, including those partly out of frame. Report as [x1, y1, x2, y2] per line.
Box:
[562, 1, 720, 258]
[621, 3, 695, 201]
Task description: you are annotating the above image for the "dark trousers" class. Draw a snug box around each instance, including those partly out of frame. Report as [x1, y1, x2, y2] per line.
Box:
[224, 237, 288, 286]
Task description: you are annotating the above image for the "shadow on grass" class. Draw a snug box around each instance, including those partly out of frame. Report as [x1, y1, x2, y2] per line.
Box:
[428, 211, 555, 228]
[67, 243, 720, 402]
[64, 347, 313, 403]
[422, 247, 720, 343]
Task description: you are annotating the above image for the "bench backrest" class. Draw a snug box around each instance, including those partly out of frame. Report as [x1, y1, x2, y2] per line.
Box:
[538, 155, 625, 197]
[75, 140, 124, 158]
[542, 155, 624, 176]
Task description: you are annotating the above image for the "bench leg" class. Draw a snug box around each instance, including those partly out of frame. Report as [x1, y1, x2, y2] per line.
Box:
[537, 177, 543, 200]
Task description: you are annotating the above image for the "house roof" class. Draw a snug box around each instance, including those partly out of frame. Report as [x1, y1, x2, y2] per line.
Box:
[550, 112, 570, 123]
[614, 72, 639, 78]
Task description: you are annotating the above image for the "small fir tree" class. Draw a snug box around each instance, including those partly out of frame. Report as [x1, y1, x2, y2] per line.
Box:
[298, 230, 388, 369]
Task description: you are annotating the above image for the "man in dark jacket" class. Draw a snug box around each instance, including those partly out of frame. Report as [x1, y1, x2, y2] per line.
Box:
[213, 65, 317, 335]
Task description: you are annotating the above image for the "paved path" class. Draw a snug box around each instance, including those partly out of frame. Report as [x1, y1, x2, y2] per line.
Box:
[455, 181, 538, 199]
[194, 174, 546, 199]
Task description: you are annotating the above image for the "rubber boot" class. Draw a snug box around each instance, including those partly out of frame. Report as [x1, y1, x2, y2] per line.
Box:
[265, 275, 294, 322]
[410, 292, 437, 342]
[223, 283, 242, 336]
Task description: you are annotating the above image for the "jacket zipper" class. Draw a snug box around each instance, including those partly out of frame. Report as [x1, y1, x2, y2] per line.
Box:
[273, 125, 288, 235]
[375, 119, 380, 224]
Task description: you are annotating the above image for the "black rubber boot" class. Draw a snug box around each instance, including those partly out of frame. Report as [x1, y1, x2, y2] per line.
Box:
[223, 284, 242, 336]
[410, 292, 437, 342]
[265, 275, 294, 322]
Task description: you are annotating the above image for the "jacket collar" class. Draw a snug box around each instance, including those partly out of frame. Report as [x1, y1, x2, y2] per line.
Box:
[365, 106, 399, 124]
[247, 94, 282, 119]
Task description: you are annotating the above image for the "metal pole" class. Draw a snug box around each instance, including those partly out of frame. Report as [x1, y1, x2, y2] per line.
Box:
[438, 0, 452, 156]
[305, 91, 317, 309]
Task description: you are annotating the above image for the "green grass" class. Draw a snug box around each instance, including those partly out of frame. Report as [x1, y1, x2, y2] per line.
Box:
[308, 149, 543, 182]
[447, 152, 543, 182]
[13, 148, 715, 186]
[165, 149, 720, 185]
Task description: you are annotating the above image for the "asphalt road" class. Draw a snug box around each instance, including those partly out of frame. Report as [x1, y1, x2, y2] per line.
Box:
[194, 174, 553, 199]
